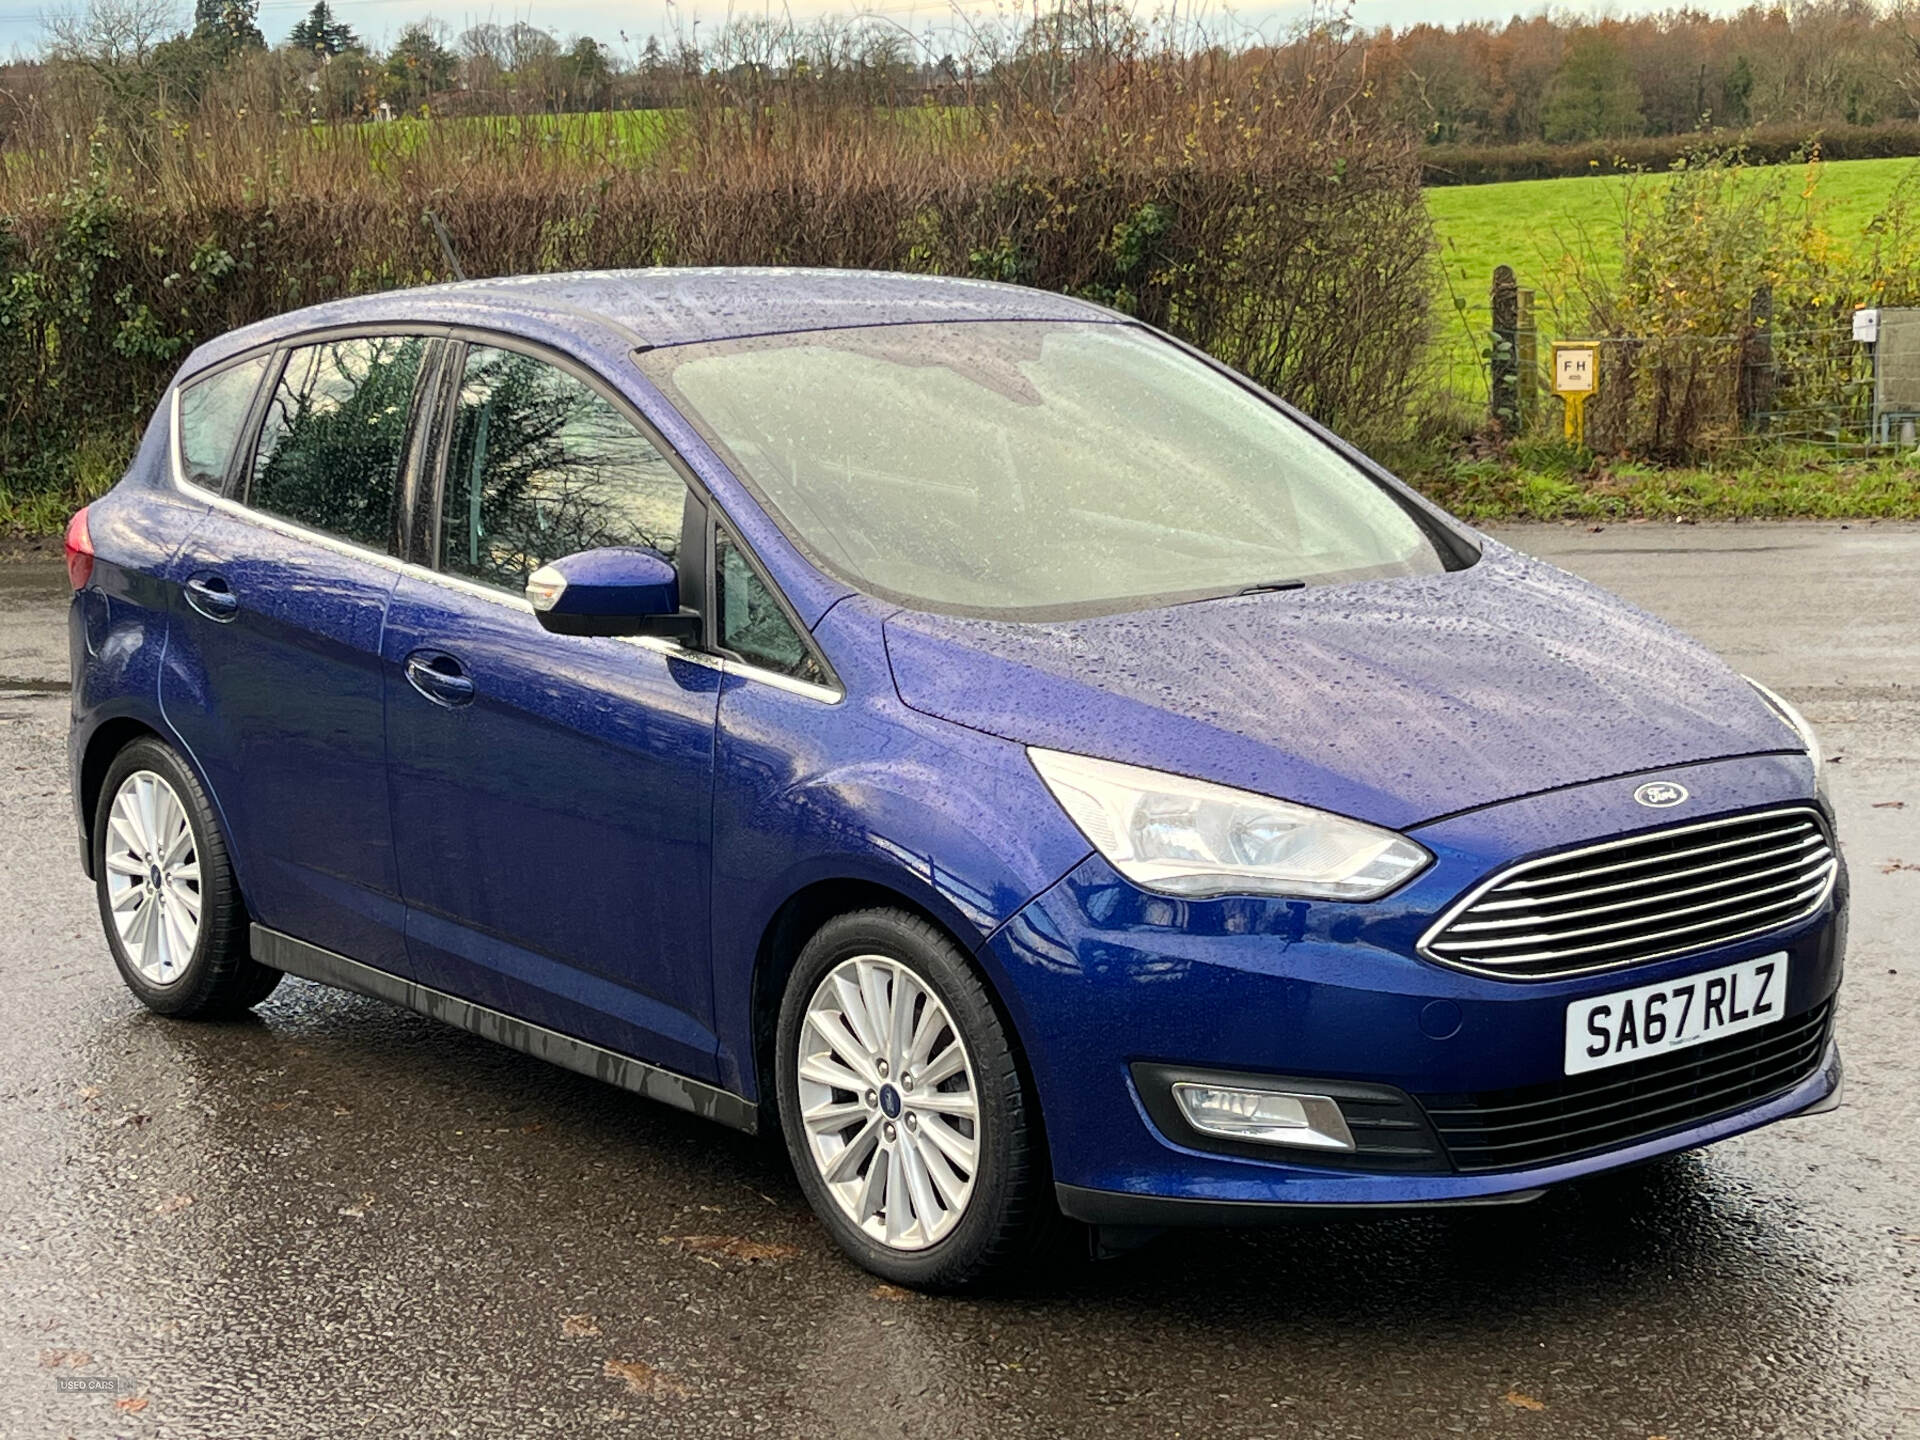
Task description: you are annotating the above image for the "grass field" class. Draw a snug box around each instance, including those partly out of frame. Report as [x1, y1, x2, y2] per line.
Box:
[339, 108, 678, 164]
[1425, 154, 1920, 400]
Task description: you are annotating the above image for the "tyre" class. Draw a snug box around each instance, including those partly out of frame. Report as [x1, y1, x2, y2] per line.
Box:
[775, 907, 1048, 1289]
[92, 737, 281, 1018]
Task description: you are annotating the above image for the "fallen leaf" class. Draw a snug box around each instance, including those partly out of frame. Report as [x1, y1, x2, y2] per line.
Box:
[114, 1396, 149, 1414]
[663, 1234, 798, 1264]
[869, 1283, 914, 1302]
[153, 1194, 193, 1217]
[337, 1193, 376, 1219]
[331, 1107, 352, 1117]
[1880, 860, 1920, 874]
[519, 1122, 545, 1133]
[561, 1313, 601, 1337]
[112, 1113, 150, 1129]
[603, 1358, 693, 1399]
[77, 1086, 100, 1101]
[1504, 1389, 1547, 1412]
[1872, 801, 1906, 809]
[267, 1100, 292, 1112]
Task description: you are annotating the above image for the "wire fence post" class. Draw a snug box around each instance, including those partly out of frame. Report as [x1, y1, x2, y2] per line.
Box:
[1490, 265, 1520, 431]
[1516, 286, 1538, 426]
[1739, 284, 1775, 434]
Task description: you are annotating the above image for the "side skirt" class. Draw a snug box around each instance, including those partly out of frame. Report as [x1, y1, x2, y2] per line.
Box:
[251, 924, 759, 1135]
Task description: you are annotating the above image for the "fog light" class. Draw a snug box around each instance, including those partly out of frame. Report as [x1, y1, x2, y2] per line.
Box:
[1172, 1082, 1356, 1151]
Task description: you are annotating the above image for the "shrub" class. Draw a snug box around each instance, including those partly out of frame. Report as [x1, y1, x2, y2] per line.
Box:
[1423, 121, 1920, 187]
[1544, 147, 1920, 461]
[0, 31, 1437, 524]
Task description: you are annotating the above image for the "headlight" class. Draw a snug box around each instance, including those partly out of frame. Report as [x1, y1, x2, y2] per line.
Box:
[1745, 676, 1822, 773]
[1028, 748, 1431, 901]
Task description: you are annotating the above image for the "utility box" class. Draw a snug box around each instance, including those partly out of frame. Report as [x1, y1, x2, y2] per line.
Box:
[1872, 308, 1920, 443]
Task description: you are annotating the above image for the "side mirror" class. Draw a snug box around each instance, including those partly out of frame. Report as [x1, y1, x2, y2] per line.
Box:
[525, 547, 700, 642]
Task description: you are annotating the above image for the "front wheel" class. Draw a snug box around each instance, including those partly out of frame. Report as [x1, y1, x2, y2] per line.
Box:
[775, 909, 1049, 1289]
[93, 737, 281, 1018]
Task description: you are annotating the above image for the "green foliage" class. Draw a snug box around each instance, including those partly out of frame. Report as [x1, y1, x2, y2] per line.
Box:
[288, 2, 358, 57]
[1722, 58, 1754, 128]
[1074, 201, 1173, 314]
[966, 234, 1030, 285]
[193, 0, 265, 58]
[1411, 449, 1920, 522]
[1543, 32, 1645, 146]
[384, 22, 458, 106]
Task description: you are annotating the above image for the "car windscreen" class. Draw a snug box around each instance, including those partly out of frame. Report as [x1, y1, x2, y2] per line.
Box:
[639, 321, 1454, 618]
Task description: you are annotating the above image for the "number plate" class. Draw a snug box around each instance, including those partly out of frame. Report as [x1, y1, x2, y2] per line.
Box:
[1564, 953, 1789, 1077]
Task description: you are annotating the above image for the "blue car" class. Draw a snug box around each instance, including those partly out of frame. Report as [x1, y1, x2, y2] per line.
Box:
[66, 270, 1844, 1287]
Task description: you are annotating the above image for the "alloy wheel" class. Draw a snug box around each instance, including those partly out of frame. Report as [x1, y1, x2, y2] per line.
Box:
[102, 770, 202, 987]
[795, 954, 981, 1251]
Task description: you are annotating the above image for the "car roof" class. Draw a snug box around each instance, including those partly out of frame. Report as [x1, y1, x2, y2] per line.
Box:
[179, 268, 1119, 380]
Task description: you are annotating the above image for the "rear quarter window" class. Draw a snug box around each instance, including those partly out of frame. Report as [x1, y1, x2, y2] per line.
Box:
[176, 357, 271, 491]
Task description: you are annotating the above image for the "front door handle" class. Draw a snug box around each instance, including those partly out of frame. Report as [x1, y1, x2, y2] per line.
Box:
[183, 572, 239, 622]
[404, 650, 476, 708]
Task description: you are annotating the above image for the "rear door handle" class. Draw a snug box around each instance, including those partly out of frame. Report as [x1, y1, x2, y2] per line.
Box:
[404, 649, 476, 708]
[183, 572, 239, 622]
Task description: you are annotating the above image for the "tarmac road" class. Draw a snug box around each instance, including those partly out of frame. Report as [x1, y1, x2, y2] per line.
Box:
[1, 522, 1915, 1439]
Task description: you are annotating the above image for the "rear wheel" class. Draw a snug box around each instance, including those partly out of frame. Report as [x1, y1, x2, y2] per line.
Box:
[775, 908, 1048, 1289]
[93, 738, 280, 1018]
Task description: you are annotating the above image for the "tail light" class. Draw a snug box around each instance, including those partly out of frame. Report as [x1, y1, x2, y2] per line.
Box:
[65, 506, 95, 590]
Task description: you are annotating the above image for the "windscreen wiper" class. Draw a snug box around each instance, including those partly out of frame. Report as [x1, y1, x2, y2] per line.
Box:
[1238, 579, 1308, 595]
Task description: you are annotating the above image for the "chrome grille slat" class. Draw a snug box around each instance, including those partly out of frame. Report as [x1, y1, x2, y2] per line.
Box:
[1438, 867, 1835, 953]
[1419, 807, 1839, 980]
[1445, 849, 1834, 932]
[1491, 819, 1815, 893]
[1428, 881, 1832, 968]
[1465, 832, 1826, 913]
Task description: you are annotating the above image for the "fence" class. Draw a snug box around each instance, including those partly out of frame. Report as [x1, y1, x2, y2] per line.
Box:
[1476, 268, 1915, 460]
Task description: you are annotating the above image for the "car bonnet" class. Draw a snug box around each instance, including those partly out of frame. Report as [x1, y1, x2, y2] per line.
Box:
[880, 541, 1799, 831]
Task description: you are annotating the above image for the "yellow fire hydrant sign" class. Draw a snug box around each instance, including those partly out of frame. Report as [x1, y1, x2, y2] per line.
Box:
[1551, 342, 1599, 445]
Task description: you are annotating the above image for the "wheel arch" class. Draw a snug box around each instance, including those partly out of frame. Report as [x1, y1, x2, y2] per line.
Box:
[77, 716, 167, 878]
[745, 873, 1041, 1130]
[76, 715, 246, 907]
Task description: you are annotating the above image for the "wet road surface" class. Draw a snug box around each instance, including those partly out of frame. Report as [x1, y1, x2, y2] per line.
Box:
[2, 522, 1916, 1438]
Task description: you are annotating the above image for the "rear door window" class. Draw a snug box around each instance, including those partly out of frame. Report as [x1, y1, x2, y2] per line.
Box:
[439, 344, 687, 593]
[177, 356, 271, 492]
[248, 336, 431, 551]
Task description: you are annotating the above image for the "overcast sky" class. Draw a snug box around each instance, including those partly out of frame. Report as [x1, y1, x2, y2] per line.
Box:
[1, 0, 1766, 62]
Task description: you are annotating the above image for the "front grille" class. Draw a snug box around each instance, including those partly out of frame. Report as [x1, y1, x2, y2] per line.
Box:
[1419, 1001, 1833, 1173]
[1420, 807, 1838, 980]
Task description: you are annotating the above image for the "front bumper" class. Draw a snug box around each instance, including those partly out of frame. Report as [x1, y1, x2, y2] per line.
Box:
[981, 753, 1846, 1219]
[1055, 1039, 1842, 1226]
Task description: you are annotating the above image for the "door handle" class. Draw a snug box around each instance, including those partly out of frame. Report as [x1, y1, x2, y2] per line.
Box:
[404, 650, 477, 708]
[183, 572, 239, 622]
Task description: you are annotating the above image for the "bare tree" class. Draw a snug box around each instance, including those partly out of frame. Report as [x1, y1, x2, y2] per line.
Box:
[42, 0, 176, 68]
